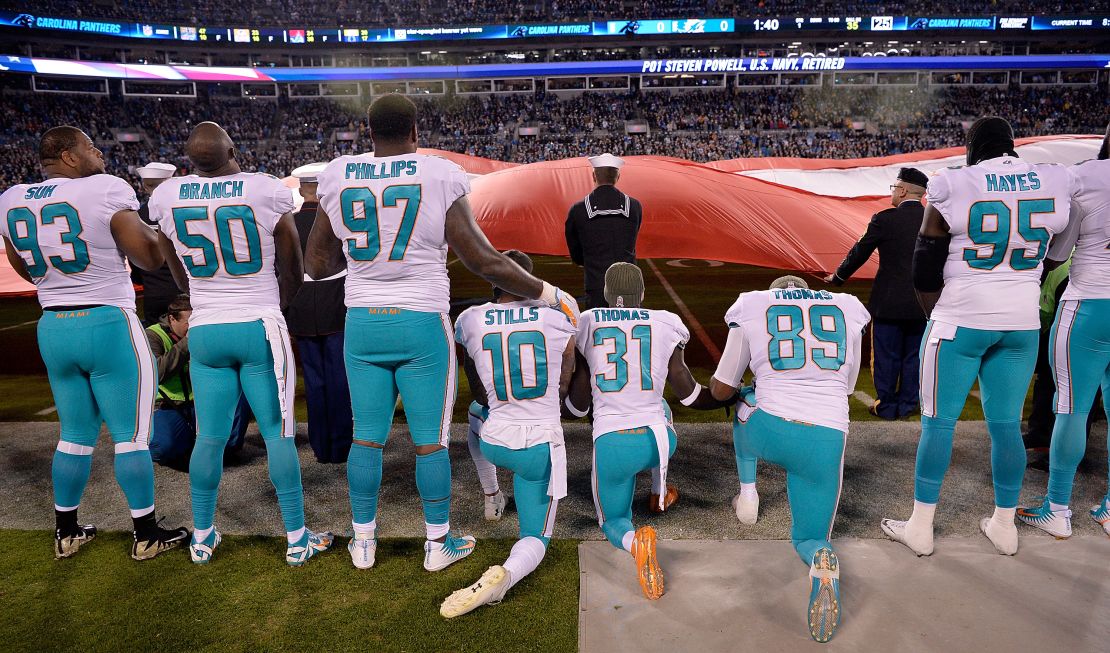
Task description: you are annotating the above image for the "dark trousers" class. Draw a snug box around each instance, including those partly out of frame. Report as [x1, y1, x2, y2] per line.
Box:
[299, 332, 354, 463]
[872, 319, 926, 419]
[586, 289, 606, 310]
[149, 397, 250, 471]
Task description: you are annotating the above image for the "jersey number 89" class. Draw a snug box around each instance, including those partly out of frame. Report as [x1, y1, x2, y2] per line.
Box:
[766, 305, 846, 371]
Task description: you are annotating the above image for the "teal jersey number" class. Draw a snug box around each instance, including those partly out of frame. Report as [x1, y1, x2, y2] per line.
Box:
[482, 330, 548, 401]
[965, 199, 1055, 271]
[340, 184, 422, 262]
[5, 203, 90, 278]
[766, 304, 847, 371]
[593, 325, 653, 392]
[171, 205, 262, 278]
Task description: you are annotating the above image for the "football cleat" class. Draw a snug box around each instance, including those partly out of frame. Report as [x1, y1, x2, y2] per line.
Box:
[1090, 499, 1110, 538]
[732, 492, 759, 525]
[440, 565, 512, 618]
[979, 517, 1018, 555]
[632, 526, 664, 600]
[648, 485, 679, 513]
[879, 518, 934, 556]
[55, 524, 97, 559]
[1017, 498, 1072, 539]
[348, 535, 377, 570]
[424, 534, 476, 571]
[484, 491, 507, 521]
[286, 529, 334, 567]
[131, 520, 189, 561]
[189, 529, 222, 564]
[808, 547, 841, 643]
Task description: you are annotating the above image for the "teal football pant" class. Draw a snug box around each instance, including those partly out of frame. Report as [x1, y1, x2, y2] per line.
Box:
[734, 408, 845, 564]
[480, 441, 558, 545]
[38, 307, 157, 515]
[188, 321, 304, 535]
[914, 321, 1037, 508]
[592, 427, 677, 549]
[1046, 300, 1110, 505]
[344, 308, 457, 528]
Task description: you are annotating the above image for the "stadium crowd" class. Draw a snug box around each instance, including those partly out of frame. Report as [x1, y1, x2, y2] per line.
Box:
[0, 83, 1105, 189]
[6, 0, 1109, 28]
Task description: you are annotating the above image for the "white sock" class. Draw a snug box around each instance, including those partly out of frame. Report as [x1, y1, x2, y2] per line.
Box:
[502, 537, 547, 590]
[651, 467, 664, 495]
[353, 519, 376, 540]
[991, 507, 1016, 526]
[740, 482, 758, 500]
[1105, 496, 1110, 510]
[467, 418, 499, 495]
[286, 526, 306, 544]
[621, 531, 635, 553]
[1049, 502, 1068, 513]
[194, 526, 213, 543]
[426, 521, 449, 541]
[907, 500, 937, 530]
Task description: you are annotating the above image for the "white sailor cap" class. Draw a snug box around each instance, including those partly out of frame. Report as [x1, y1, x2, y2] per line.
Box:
[136, 162, 176, 179]
[588, 153, 624, 169]
[291, 162, 327, 184]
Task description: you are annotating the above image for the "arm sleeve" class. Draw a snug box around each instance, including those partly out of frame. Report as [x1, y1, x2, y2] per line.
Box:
[842, 298, 871, 394]
[1048, 168, 1084, 261]
[273, 179, 295, 216]
[835, 214, 883, 281]
[924, 171, 951, 218]
[444, 161, 470, 206]
[713, 324, 751, 388]
[104, 176, 140, 215]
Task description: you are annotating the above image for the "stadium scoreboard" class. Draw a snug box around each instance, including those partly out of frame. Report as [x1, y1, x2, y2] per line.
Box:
[4, 12, 1110, 45]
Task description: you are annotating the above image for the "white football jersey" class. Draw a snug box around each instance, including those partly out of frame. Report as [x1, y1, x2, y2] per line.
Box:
[148, 172, 294, 322]
[455, 299, 577, 429]
[0, 174, 139, 309]
[1047, 159, 1110, 301]
[577, 307, 689, 438]
[316, 153, 470, 314]
[720, 288, 870, 433]
[927, 156, 1073, 330]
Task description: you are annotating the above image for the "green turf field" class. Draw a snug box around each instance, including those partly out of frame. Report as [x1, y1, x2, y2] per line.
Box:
[0, 531, 579, 653]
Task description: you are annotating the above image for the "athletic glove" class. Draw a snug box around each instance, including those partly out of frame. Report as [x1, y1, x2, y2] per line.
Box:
[540, 281, 580, 327]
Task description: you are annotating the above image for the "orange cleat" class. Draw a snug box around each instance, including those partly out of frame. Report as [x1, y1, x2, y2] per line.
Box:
[647, 485, 679, 513]
[632, 526, 664, 600]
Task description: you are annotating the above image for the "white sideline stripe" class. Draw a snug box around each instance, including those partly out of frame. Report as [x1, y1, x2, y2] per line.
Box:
[645, 259, 721, 362]
[852, 391, 876, 406]
[0, 319, 38, 332]
[36, 406, 57, 416]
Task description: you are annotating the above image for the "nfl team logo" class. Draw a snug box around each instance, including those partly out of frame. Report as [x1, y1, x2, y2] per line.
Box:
[395, 29, 408, 40]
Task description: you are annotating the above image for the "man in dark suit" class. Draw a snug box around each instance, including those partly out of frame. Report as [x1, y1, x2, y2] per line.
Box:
[825, 167, 929, 420]
[287, 163, 353, 463]
[565, 153, 642, 309]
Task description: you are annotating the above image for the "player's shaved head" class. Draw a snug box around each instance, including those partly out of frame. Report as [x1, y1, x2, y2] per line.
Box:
[39, 126, 85, 164]
[185, 122, 235, 173]
[367, 94, 418, 142]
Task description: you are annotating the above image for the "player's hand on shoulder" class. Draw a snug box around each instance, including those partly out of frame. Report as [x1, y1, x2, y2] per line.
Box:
[540, 281, 580, 327]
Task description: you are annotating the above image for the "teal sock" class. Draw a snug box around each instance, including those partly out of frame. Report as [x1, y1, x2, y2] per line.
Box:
[415, 449, 451, 526]
[348, 444, 383, 524]
[1047, 413, 1089, 506]
[114, 449, 155, 514]
[264, 437, 305, 534]
[52, 449, 92, 509]
[189, 436, 226, 530]
[986, 419, 1025, 508]
[914, 415, 957, 503]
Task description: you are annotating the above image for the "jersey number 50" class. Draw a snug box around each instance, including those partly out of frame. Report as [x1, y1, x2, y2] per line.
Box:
[340, 185, 422, 262]
[171, 205, 262, 277]
[766, 305, 846, 371]
[965, 199, 1054, 271]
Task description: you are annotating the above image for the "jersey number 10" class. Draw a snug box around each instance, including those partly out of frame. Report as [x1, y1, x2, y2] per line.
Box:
[482, 330, 548, 401]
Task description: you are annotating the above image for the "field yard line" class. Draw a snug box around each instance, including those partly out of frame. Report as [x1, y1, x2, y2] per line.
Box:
[35, 406, 56, 416]
[645, 259, 721, 362]
[0, 319, 37, 332]
[852, 390, 876, 406]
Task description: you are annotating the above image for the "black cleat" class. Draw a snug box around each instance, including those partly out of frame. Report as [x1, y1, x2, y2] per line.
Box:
[55, 524, 97, 559]
[131, 519, 189, 561]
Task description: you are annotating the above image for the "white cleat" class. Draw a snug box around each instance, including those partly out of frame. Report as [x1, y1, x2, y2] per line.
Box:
[880, 518, 934, 556]
[189, 530, 221, 564]
[348, 536, 377, 570]
[424, 534, 477, 571]
[732, 493, 759, 525]
[980, 517, 1018, 555]
[440, 565, 512, 618]
[1016, 499, 1072, 539]
[484, 491, 507, 521]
